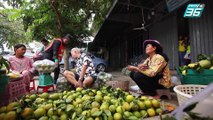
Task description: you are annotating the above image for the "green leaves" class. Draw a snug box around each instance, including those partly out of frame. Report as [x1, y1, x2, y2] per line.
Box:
[1, 0, 113, 47]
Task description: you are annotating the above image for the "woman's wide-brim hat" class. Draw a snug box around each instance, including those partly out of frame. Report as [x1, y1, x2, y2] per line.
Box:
[143, 39, 163, 53]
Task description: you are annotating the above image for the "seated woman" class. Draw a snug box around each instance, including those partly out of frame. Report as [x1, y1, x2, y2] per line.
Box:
[128, 40, 172, 96]
[9, 44, 35, 92]
[63, 48, 96, 88]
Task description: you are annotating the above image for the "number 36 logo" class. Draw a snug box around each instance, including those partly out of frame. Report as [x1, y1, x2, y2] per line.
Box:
[184, 4, 205, 18]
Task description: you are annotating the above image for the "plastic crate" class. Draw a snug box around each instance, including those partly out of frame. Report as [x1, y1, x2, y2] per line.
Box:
[173, 85, 206, 105]
[107, 80, 129, 91]
[8, 79, 26, 101]
[177, 68, 213, 85]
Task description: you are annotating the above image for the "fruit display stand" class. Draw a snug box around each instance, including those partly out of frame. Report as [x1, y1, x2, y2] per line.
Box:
[0, 77, 26, 106]
[0, 86, 177, 120]
[177, 68, 213, 85]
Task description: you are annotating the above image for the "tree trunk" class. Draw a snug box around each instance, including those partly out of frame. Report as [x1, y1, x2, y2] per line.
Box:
[64, 48, 69, 70]
[49, 0, 70, 70]
[48, 0, 63, 37]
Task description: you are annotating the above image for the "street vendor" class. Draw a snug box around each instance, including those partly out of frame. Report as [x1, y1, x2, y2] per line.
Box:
[127, 40, 172, 96]
[43, 34, 72, 84]
[9, 44, 35, 93]
[63, 48, 97, 88]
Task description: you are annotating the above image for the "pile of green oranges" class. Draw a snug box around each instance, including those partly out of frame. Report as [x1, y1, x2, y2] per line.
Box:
[0, 87, 164, 120]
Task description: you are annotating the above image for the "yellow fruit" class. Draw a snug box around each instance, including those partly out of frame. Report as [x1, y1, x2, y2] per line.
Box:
[89, 91, 95, 96]
[151, 99, 160, 108]
[51, 115, 59, 120]
[147, 108, 156, 117]
[100, 104, 109, 110]
[76, 87, 83, 92]
[49, 93, 60, 100]
[137, 101, 146, 110]
[130, 102, 139, 111]
[140, 110, 147, 118]
[35, 98, 45, 104]
[103, 96, 111, 101]
[81, 110, 90, 117]
[43, 104, 52, 110]
[144, 100, 152, 108]
[96, 91, 102, 96]
[122, 102, 131, 111]
[88, 117, 94, 120]
[76, 107, 83, 115]
[91, 108, 99, 116]
[40, 92, 49, 99]
[81, 90, 87, 95]
[6, 104, 16, 112]
[92, 101, 100, 108]
[113, 113, 122, 120]
[0, 106, 6, 113]
[47, 108, 57, 117]
[123, 111, 132, 118]
[95, 95, 102, 102]
[126, 95, 134, 103]
[39, 116, 48, 120]
[21, 107, 34, 118]
[57, 108, 66, 116]
[76, 98, 83, 104]
[34, 107, 46, 118]
[108, 115, 113, 120]
[140, 96, 148, 100]
[182, 70, 186, 75]
[95, 117, 101, 120]
[29, 94, 37, 100]
[0, 113, 6, 120]
[116, 106, 124, 114]
[156, 108, 164, 115]
[72, 101, 78, 107]
[5, 111, 16, 120]
[60, 114, 68, 120]
[133, 111, 141, 118]
[109, 105, 116, 113]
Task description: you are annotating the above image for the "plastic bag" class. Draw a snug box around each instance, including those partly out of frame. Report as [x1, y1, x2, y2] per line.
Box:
[33, 59, 56, 73]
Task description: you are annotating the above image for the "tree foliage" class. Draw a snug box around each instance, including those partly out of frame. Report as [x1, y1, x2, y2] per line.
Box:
[0, 7, 30, 47]
[1, 0, 114, 43]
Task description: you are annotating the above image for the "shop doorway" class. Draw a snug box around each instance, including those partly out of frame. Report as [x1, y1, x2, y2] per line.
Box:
[177, 7, 190, 66]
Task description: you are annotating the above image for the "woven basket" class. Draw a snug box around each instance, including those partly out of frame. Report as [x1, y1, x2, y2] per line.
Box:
[173, 84, 206, 105]
[107, 80, 129, 91]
